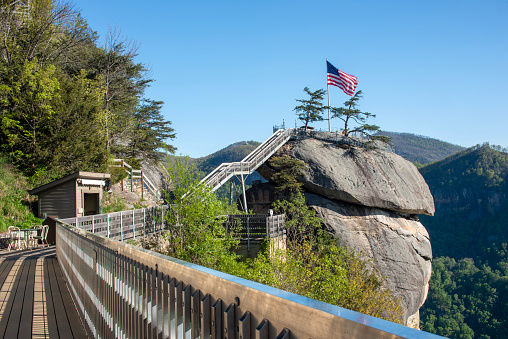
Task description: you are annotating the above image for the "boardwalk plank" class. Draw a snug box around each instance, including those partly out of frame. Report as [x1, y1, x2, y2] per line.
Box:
[2, 258, 28, 338]
[46, 256, 74, 338]
[18, 258, 36, 338]
[50, 256, 88, 338]
[0, 247, 88, 338]
[44, 256, 60, 338]
[0, 258, 21, 337]
[0, 260, 15, 292]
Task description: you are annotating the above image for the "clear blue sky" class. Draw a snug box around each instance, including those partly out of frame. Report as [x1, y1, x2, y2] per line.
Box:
[75, 0, 508, 158]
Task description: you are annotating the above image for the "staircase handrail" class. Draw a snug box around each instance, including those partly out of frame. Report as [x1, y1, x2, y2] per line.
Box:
[201, 128, 294, 191]
[111, 158, 161, 200]
[141, 173, 161, 200]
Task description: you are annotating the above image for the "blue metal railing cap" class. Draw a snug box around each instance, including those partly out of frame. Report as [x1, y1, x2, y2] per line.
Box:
[114, 235, 445, 339]
[57, 218, 443, 338]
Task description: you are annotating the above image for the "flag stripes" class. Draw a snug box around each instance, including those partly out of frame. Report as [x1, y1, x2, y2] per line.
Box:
[326, 61, 358, 96]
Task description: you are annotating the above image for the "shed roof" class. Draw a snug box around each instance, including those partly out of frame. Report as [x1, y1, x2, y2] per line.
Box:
[28, 171, 111, 195]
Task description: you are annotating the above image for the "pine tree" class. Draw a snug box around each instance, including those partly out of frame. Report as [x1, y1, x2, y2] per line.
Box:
[294, 87, 327, 130]
[128, 99, 176, 162]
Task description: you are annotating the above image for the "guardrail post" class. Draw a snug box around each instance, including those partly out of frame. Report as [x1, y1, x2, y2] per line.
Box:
[152, 207, 156, 233]
[141, 172, 144, 200]
[121, 211, 124, 242]
[108, 213, 110, 238]
[92, 215, 95, 233]
[130, 170, 133, 192]
[247, 216, 250, 251]
[133, 210, 135, 240]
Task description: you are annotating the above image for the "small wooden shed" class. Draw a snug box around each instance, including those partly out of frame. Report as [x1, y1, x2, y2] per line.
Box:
[29, 171, 111, 219]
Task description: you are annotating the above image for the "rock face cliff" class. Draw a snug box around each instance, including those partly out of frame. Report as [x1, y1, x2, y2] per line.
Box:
[249, 138, 435, 328]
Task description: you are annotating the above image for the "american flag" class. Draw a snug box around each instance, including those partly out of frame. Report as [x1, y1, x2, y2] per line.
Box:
[326, 61, 358, 96]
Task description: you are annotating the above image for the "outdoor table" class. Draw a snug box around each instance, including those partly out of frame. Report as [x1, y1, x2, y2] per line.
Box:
[21, 228, 39, 250]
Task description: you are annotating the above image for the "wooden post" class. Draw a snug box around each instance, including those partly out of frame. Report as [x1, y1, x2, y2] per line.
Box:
[141, 172, 144, 200]
[130, 170, 133, 193]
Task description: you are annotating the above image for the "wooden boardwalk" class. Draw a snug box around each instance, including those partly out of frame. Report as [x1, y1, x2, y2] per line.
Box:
[0, 246, 88, 338]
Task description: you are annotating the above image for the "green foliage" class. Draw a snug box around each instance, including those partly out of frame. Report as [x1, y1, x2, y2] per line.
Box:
[420, 144, 508, 191]
[143, 160, 403, 322]
[257, 192, 403, 323]
[370, 134, 393, 145]
[268, 156, 306, 200]
[47, 70, 109, 175]
[128, 99, 176, 161]
[419, 145, 508, 259]
[421, 247, 508, 338]
[419, 145, 508, 338]
[243, 243, 403, 323]
[0, 0, 175, 184]
[169, 141, 263, 201]
[0, 156, 42, 231]
[156, 156, 243, 272]
[294, 87, 327, 129]
[272, 192, 323, 244]
[1, 59, 60, 174]
[101, 191, 128, 213]
[330, 90, 387, 142]
[108, 164, 128, 184]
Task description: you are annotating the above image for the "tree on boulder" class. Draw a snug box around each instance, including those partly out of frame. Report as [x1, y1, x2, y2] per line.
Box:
[294, 87, 327, 130]
[330, 90, 391, 143]
[269, 156, 306, 200]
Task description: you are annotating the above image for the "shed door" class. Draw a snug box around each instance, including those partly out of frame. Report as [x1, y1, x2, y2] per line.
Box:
[83, 193, 99, 216]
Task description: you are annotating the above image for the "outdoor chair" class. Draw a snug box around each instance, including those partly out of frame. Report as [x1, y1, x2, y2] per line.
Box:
[33, 225, 49, 248]
[29, 225, 42, 248]
[7, 226, 25, 251]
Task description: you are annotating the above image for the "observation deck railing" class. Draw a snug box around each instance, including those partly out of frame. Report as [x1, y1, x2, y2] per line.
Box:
[55, 220, 444, 339]
[59, 206, 167, 241]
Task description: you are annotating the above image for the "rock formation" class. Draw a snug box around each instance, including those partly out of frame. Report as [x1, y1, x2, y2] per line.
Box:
[248, 137, 435, 328]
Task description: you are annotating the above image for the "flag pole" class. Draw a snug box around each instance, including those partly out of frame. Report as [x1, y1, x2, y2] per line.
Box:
[327, 59, 331, 132]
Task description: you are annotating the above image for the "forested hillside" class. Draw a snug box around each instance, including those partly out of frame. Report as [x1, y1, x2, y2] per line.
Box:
[0, 156, 42, 231]
[420, 144, 508, 259]
[192, 141, 260, 174]
[380, 131, 465, 165]
[0, 0, 175, 187]
[419, 144, 508, 338]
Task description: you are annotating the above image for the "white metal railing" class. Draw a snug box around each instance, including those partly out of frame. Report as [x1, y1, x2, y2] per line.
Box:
[59, 206, 166, 241]
[201, 129, 293, 191]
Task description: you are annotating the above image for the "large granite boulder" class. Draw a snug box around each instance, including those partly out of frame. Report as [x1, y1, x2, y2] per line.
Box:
[306, 193, 432, 325]
[290, 139, 435, 216]
[247, 137, 435, 327]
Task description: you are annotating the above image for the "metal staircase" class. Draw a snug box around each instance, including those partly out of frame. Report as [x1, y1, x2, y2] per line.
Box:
[201, 128, 294, 192]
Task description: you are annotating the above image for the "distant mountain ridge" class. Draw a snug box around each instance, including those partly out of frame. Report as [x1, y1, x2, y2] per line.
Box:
[195, 132, 465, 172]
[419, 144, 508, 259]
[192, 132, 466, 180]
[380, 131, 465, 165]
